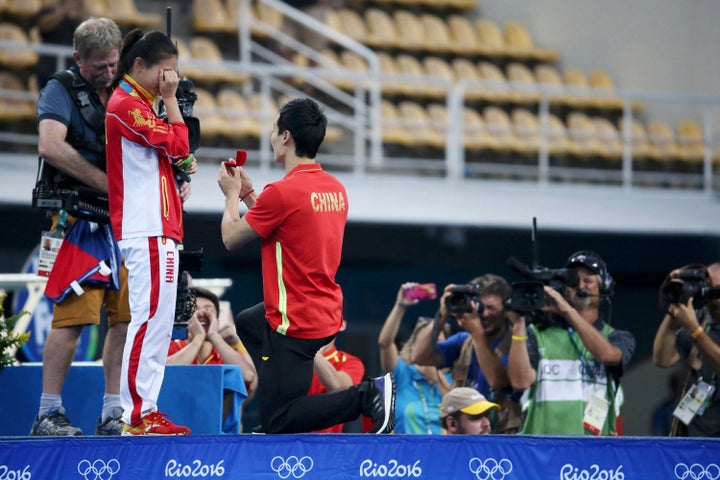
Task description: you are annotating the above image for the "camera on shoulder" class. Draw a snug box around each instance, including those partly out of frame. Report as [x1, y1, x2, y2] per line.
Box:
[505, 257, 578, 314]
[661, 268, 720, 308]
[445, 284, 484, 316]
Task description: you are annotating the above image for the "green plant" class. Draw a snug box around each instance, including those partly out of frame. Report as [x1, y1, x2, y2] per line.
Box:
[0, 293, 30, 369]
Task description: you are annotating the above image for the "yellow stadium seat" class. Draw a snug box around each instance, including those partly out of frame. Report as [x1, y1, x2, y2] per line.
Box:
[447, 15, 480, 56]
[105, 0, 162, 28]
[0, 23, 38, 69]
[192, 88, 225, 139]
[0, 71, 35, 121]
[393, 10, 427, 52]
[398, 101, 444, 149]
[506, 62, 540, 104]
[503, 21, 558, 62]
[376, 52, 404, 96]
[483, 106, 520, 153]
[566, 111, 603, 158]
[422, 56, 455, 99]
[676, 118, 705, 165]
[335, 8, 368, 44]
[477, 61, 513, 104]
[5, 0, 41, 19]
[475, 19, 507, 59]
[193, 0, 232, 34]
[216, 87, 262, 140]
[364, 8, 398, 50]
[420, 13, 454, 54]
[380, 100, 412, 146]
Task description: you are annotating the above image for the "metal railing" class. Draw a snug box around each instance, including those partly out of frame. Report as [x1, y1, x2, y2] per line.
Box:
[1, 18, 719, 193]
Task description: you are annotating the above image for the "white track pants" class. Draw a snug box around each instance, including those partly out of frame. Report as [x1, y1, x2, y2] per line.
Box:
[118, 236, 178, 426]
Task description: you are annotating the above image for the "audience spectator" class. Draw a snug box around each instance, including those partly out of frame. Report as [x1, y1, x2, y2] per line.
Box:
[411, 274, 521, 433]
[167, 287, 258, 400]
[378, 283, 452, 434]
[507, 250, 635, 435]
[652, 262, 720, 437]
[440, 387, 499, 435]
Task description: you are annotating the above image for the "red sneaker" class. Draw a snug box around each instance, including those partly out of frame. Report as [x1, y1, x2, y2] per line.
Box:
[121, 411, 190, 436]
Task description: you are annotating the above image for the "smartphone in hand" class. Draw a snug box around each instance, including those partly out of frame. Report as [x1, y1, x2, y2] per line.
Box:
[403, 283, 437, 301]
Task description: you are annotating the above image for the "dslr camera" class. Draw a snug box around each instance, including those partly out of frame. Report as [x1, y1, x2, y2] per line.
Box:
[445, 284, 484, 316]
[661, 268, 720, 308]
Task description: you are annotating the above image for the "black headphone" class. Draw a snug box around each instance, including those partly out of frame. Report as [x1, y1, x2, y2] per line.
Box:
[565, 250, 615, 296]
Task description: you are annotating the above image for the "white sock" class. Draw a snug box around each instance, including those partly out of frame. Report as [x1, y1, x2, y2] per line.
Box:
[39, 393, 62, 417]
[101, 394, 122, 421]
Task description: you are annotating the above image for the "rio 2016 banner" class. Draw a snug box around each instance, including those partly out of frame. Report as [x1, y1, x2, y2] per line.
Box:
[0, 434, 718, 480]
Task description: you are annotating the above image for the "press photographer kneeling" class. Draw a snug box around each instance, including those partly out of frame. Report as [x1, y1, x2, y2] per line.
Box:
[652, 263, 720, 437]
[506, 251, 636, 435]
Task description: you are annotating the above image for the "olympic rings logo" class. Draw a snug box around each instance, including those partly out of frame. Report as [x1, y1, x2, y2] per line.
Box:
[675, 463, 720, 480]
[468, 458, 513, 480]
[77, 459, 121, 480]
[270, 456, 314, 479]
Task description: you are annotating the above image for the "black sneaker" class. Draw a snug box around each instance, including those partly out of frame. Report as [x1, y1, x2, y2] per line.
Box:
[361, 374, 396, 434]
[29, 406, 83, 436]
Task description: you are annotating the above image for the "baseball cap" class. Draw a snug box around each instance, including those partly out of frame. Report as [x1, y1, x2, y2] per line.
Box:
[440, 387, 500, 418]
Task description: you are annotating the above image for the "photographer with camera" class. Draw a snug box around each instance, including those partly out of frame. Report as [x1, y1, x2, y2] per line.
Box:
[410, 274, 521, 434]
[507, 250, 635, 435]
[652, 263, 720, 437]
[30, 18, 129, 437]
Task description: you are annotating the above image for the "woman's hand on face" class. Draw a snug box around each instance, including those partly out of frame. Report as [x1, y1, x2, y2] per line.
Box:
[158, 69, 179, 99]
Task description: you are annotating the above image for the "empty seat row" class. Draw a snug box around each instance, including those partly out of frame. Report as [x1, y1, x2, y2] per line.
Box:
[0, 0, 161, 27]
[327, 8, 557, 61]
[379, 101, 713, 167]
[0, 22, 39, 69]
[176, 37, 249, 86]
[300, 49, 629, 112]
[364, 0, 478, 13]
[192, 87, 342, 145]
[0, 71, 37, 122]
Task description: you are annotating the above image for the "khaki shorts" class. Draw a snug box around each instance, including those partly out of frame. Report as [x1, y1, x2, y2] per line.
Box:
[52, 262, 131, 328]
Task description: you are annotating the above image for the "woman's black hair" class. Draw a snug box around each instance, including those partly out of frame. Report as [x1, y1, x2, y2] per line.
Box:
[111, 29, 178, 89]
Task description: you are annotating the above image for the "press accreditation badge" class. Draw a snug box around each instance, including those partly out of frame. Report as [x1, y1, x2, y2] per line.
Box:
[583, 391, 610, 435]
[674, 380, 716, 425]
[37, 231, 63, 277]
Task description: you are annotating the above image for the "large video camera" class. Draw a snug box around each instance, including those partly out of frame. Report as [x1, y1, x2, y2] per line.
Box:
[32, 162, 110, 223]
[506, 260, 578, 313]
[505, 218, 578, 313]
[661, 268, 720, 308]
[445, 284, 484, 316]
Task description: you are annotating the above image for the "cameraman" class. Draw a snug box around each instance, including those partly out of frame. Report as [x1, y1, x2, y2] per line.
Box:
[652, 263, 720, 437]
[30, 18, 127, 437]
[410, 274, 521, 434]
[507, 251, 635, 435]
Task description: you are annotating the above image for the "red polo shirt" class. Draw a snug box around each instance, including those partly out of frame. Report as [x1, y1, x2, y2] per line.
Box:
[245, 163, 348, 339]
